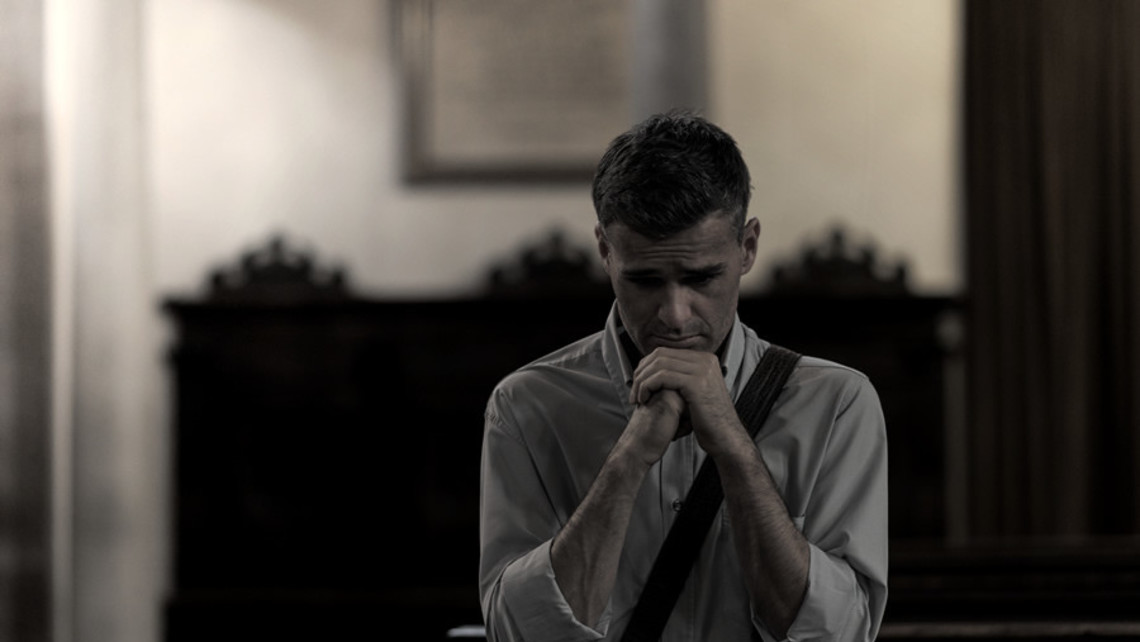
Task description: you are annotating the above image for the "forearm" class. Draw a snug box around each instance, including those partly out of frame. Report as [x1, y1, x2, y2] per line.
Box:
[551, 442, 650, 628]
[716, 433, 810, 638]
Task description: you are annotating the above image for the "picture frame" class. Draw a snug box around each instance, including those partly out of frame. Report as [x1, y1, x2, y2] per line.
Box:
[399, 0, 635, 183]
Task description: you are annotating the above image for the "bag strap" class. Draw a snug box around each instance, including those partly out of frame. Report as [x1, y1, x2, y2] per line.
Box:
[620, 344, 802, 642]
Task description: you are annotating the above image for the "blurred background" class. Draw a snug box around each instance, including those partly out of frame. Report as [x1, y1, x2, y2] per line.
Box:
[2, 0, 1138, 641]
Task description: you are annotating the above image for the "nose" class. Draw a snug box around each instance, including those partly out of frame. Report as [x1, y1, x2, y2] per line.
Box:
[656, 284, 692, 332]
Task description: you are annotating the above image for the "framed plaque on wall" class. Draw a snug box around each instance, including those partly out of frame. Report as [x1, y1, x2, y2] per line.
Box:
[399, 0, 634, 182]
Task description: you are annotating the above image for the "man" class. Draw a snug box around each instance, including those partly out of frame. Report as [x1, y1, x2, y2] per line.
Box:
[479, 112, 888, 641]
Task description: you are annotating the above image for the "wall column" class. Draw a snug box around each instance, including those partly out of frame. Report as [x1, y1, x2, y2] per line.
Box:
[47, 1, 167, 641]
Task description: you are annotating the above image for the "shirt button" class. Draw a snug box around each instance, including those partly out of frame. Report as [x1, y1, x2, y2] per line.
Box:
[672, 499, 684, 512]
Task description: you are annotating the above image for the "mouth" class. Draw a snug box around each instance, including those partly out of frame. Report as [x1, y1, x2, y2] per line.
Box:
[648, 335, 704, 350]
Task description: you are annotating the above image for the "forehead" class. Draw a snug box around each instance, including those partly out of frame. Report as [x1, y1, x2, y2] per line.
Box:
[605, 216, 739, 267]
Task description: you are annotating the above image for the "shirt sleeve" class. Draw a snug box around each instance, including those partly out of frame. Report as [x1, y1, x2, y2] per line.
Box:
[755, 373, 890, 642]
[479, 395, 612, 642]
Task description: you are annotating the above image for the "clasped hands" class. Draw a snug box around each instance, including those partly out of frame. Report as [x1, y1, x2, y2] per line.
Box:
[625, 347, 746, 467]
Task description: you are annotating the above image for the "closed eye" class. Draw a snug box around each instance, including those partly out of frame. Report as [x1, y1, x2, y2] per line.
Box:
[683, 274, 716, 286]
[682, 269, 724, 286]
[621, 266, 724, 288]
[625, 275, 663, 288]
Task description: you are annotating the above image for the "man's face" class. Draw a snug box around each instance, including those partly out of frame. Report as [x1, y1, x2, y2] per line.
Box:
[597, 214, 759, 356]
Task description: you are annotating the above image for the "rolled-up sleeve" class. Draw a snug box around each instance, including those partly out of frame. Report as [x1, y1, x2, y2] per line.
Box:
[755, 374, 889, 642]
[480, 397, 612, 642]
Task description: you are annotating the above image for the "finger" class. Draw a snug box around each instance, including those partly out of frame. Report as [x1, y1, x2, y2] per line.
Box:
[632, 356, 707, 403]
[634, 353, 704, 387]
[631, 362, 686, 405]
[631, 360, 665, 404]
[634, 370, 688, 405]
[633, 347, 695, 381]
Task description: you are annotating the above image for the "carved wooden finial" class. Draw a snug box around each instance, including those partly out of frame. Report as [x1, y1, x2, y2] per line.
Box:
[768, 223, 909, 297]
[485, 228, 610, 298]
[207, 233, 349, 303]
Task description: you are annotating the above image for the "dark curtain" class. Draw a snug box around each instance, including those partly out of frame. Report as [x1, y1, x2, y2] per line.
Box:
[0, 0, 51, 640]
[965, 0, 1140, 538]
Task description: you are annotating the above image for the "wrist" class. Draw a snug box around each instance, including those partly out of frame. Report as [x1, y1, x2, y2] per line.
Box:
[701, 416, 755, 462]
[610, 429, 658, 475]
[614, 405, 678, 471]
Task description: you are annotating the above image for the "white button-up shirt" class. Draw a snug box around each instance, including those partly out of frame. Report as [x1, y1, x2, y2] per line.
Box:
[480, 304, 888, 641]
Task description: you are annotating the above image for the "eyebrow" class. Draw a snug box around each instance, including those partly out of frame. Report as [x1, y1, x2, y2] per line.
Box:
[620, 263, 727, 279]
[685, 264, 727, 278]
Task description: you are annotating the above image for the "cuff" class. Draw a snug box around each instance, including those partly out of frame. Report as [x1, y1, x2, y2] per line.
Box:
[753, 544, 867, 642]
[501, 539, 612, 641]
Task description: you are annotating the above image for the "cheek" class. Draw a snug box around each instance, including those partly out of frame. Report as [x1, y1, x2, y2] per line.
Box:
[613, 284, 654, 321]
[695, 285, 739, 327]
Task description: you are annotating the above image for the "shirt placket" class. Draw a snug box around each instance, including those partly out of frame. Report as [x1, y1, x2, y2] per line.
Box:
[657, 434, 701, 642]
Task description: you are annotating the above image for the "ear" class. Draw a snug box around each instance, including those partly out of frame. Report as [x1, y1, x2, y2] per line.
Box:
[595, 224, 613, 275]
[740, 218, 761, 275]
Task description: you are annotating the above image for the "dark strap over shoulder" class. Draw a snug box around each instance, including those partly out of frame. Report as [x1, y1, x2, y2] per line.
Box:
[621, 344, 802, 642]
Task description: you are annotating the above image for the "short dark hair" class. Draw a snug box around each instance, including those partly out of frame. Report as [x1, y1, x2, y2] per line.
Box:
[591, 111, 752, 240]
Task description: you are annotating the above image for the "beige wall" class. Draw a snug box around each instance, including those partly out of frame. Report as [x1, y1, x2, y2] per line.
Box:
[149, 0, 599, 300]
[46, 1, 961, 641]
[149, 0, 961, 299]
[714, 0, 961, 293]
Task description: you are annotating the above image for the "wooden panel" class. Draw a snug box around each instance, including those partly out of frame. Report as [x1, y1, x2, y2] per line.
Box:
[162, 292, 961, 640]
